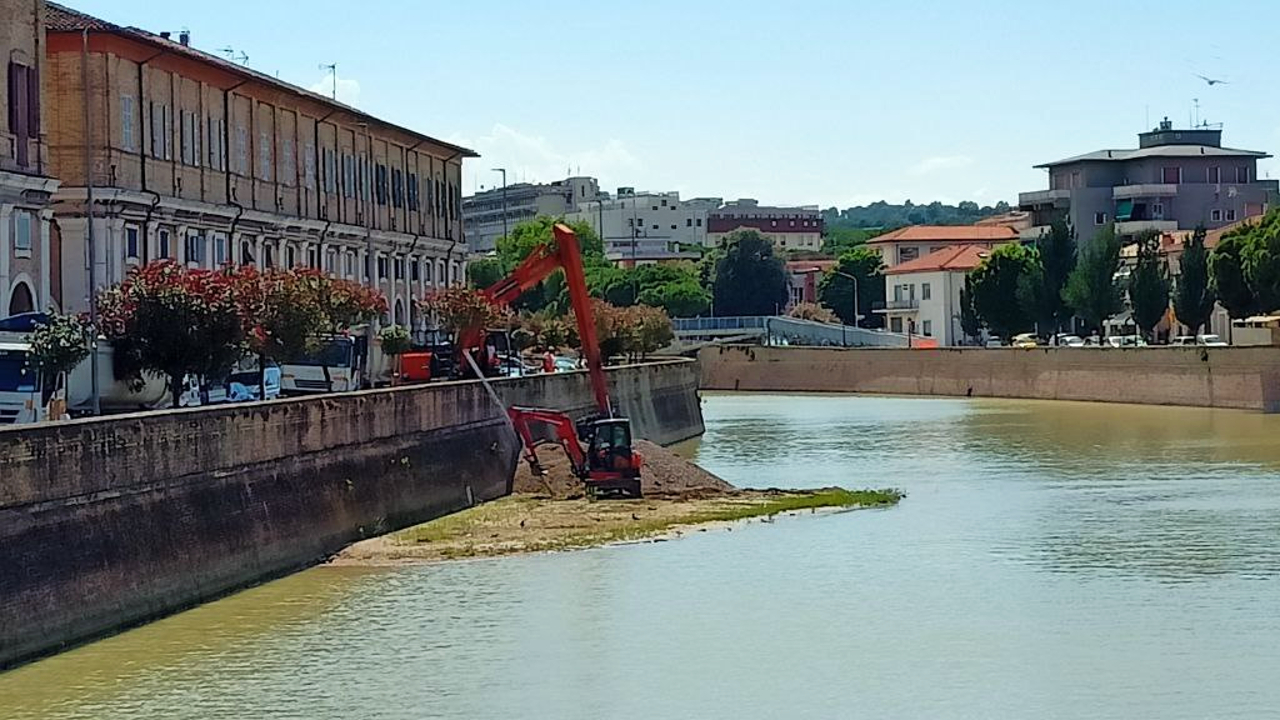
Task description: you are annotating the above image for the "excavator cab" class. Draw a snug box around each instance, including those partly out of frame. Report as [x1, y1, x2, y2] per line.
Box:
[584, 418, 642, 498]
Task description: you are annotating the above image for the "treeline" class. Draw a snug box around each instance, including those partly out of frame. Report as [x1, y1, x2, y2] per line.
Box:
[822, 200, 1012, 229]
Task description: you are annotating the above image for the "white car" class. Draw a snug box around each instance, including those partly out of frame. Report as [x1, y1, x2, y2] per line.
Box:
[1054, 334, 1086, 347]
[1198, 334, 1229, 347]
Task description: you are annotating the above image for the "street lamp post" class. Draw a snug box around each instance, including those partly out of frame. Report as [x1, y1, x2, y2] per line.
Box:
[492, 168, 507, 245]
[832, 270, 860, 347]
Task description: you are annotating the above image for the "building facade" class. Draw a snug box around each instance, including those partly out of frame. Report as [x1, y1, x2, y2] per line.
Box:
[1019, 119, 1277, 243]
[43, 2, 473, 328]
[463, 175, 597, 253]
[866, 225, 1017, 269]
[706, 199, 822, 250]
[881, 244, 989, 345]
[1, 0, 59, 318]
[567, 189, 721, 265]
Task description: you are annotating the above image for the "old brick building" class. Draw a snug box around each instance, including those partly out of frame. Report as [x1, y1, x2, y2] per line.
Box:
[42, 2, 475, 327]
[1, 0, 59, 317]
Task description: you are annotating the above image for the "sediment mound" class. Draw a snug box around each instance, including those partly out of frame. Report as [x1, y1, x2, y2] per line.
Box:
[513, 439, 733, 499]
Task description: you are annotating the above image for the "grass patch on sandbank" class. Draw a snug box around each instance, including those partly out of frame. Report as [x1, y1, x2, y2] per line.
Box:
[385, 487, 903, 561]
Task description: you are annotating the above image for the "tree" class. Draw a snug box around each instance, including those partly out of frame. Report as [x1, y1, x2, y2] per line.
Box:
[1128, 231, 1171, 342]
[710, 230, 789, 316]
[1242, 213, 1280, 312]
[423, 286, 510, 335]
[788, 302, 840, 324]
[29, 312, 92, 414]
[958, 275, 981, 343]
[818, 246, 885, 328]
[1063, 224, 1123, 339]
[97, 261, 246, 407]
[492, 216, 608, 312]
[1032, 219, 1077, 336]
[1209, 227, 1259, 319]
[969, 243, 1039, 340]
[466, 257, 504, 289]
[1174, 225, 1215, 335]
[379, 324, 412, 384]
[638, 279, 710, 317]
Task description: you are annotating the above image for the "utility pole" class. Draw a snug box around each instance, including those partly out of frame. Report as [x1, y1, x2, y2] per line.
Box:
[833, 270, 860, 347]
[492, 168, 508, 247]
[82, 29, 100, 415]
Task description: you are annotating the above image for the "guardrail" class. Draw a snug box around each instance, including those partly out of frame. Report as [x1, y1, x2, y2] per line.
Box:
[673, 316, 912, 348]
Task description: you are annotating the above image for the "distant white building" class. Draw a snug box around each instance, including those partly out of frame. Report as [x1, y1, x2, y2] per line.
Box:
[463, 176, 599, 253]
[566, 189, 722, 266]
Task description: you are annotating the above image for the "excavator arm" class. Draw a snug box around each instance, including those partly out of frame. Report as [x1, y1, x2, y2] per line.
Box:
[463, 224, 611, 416]
[507, 406, 591, 479]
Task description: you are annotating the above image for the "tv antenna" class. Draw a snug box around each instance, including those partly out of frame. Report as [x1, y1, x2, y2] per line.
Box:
[319, 62, 337, 99]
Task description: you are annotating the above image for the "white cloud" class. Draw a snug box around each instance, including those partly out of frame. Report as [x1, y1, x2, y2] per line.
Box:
[309, 72, 361, 105]
[448, 124, 641, 191]
[910, 155, 973, 176]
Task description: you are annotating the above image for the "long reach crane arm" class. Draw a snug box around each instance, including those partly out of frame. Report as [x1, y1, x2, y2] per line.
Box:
[465, 223, 611, 416]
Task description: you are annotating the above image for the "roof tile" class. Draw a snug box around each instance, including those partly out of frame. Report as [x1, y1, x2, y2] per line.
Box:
[869, 225, 1018, 244]
[884, 245, 994, 275]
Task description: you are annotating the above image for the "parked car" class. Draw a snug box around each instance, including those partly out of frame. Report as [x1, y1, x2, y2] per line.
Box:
[1011, 333, 1041, 348]
[1106, 335, 1147, 348]
[554, 356, 581, 372]
[984, 337, 1005, 348]
[1054, 334, 1086, 347]
[1198, 334, 1229, 347]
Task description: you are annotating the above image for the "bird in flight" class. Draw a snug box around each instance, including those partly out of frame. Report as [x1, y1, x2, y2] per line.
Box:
[1194, 73, 1229, 86]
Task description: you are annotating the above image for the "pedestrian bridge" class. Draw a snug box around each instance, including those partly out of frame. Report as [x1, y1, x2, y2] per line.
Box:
[672, 316, 920, 348]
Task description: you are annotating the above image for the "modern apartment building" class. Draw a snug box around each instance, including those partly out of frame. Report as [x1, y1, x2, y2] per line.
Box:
[1019, 119, 1277, 243]
[43, 3, 475, 327]
[1, 0, 59, 318]
[567, 189, 721, 265]
[462, 176, 597, 253]
[706, 199, 823, 250]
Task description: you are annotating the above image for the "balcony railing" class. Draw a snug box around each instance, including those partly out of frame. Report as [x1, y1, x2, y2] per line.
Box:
[1018, 188, 1071, 207]
[1114, 219, 1178, 235]
[883, 299, 920, 311]
[1113, 183, 1178, 200]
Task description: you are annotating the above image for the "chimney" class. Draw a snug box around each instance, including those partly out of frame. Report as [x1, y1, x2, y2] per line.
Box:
[179, 30, 190, 46]
[159, 31, 171, 39]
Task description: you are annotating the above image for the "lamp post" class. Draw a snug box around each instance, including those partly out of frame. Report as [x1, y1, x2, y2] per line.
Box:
[492, 168, 507, 245]
[832, 270, 861, 347]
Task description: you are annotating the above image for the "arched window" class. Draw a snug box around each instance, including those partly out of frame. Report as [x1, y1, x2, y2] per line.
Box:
[7, 282, 34, 316]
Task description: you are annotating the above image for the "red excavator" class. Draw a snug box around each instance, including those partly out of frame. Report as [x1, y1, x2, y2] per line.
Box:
[461, 223, 643, 499]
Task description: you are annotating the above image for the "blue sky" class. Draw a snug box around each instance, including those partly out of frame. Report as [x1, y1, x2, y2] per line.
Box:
[71, 0, 1280, 209]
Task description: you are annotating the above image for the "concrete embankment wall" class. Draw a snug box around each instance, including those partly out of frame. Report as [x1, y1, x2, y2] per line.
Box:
[700, 345, 1280, 412]
[0, 360, 702, 669]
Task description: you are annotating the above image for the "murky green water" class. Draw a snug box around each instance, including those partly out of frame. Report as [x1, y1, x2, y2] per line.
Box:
[5, 394, 1280, 719]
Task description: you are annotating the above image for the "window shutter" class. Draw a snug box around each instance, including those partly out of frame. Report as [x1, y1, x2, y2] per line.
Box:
[6, 62, 19, 135]
[27, 64, 39, 135]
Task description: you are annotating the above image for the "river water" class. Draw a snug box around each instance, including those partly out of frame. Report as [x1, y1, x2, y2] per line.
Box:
[5, 394, 1280, 719]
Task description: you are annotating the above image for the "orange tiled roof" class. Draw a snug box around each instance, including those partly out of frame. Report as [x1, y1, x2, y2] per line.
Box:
[868, 225, 1019, 244]
[885, 245, 991, 275]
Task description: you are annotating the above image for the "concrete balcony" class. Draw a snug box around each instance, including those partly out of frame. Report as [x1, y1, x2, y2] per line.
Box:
[1114, 219, 1178, 236]
[1019, 225, 1051, 241]
[879, 298, 920, 312]
[1018, 188, 1071, 207]
[1113, 183, 1178, 200]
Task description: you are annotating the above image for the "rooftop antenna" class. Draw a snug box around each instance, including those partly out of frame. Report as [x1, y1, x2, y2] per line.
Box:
[236, 51, 248, 66]
[218, 46, 235, 59]
[319, 62, 337, 99]
[1193, 98, 1201, 127]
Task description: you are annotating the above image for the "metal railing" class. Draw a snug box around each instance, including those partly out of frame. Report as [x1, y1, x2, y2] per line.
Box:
[673, 316, 911, 348]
